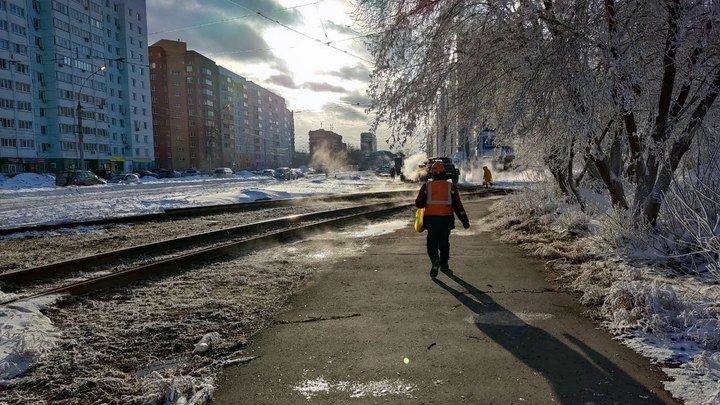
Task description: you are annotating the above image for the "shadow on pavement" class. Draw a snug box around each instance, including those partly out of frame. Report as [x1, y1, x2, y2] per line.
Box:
[433, 272, 667, 404]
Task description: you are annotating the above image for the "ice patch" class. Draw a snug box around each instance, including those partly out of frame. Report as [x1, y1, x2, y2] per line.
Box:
[293, 376, 415, 399]
[515, 312, 554, 322]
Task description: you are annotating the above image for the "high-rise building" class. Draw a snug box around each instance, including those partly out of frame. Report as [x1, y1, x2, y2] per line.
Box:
[149, 40, 187, 171]
[360, 132, 376, 153]
[218, 67, 242, 169]
[0, 0, 153, 174]
[149, 39, 224, 172]
[309, 129, 343, 157]
[244, 82, 293, 169]
[150, 40, 293, 171]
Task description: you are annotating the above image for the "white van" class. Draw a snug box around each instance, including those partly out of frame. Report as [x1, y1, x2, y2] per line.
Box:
[213, 167, 234, 178]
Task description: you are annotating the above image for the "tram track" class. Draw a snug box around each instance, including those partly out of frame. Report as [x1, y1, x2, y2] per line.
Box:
[0, 201, 409, 305]
[0, 188, 509, 305]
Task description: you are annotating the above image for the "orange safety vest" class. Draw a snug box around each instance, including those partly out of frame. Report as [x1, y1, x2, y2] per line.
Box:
[424, 180, 453, 216]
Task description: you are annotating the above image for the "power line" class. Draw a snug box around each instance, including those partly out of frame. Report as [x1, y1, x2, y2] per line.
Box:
[224, 0, 373, 64]
[206, 46, 298, 56]
[315, 3, 329, 43]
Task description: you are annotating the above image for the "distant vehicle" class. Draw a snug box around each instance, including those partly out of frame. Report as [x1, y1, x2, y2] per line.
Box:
[55, 170, 107, 186]
[417, 157, 460, 184]
[291, 168, 305, 178]
[153, 169, 178, 179]
[107, 173, 140, 184]
[181, 168, 201, 177]
[479, 129, 516, 170]
[213, 167, 234, 178]
[135, 169, 158, 179]
[273, 167, 297, 181]
[262, 169, 275, 177]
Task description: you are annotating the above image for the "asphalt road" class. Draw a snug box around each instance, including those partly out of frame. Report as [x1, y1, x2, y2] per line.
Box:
[213, 198, 678, 404]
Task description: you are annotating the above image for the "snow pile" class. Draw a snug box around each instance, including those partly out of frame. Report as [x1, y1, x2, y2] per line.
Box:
[0, 296, 60, 379]
[490, 185, 720, 404]
[234, 170, 257, 178]
[0, 173, 55, 190]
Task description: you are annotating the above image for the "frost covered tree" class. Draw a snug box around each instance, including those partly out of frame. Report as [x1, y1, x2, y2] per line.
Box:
[354, 0, 720, 226]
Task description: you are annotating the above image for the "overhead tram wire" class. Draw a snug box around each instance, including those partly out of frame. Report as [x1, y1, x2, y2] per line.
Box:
[224, 0, 373, 65]
[315, 3, 329, 43]
[206, 32, 386, 57]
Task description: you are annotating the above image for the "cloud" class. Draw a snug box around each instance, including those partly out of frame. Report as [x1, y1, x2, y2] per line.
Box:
[267, 74, 297, 88]
[147, 0, 301, 65]
[301, 82, 347, 93]
[324, 102, 368, 123]
[325, 64, 371, 81]
[271, 59, 291, 74]
[148, 0, 303, 34]
[324, 20, 358, 36]
[340, 92, 372, 108]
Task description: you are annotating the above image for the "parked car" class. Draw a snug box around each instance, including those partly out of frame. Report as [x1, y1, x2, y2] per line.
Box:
[153, 169, 178, 179]
[181, 168, 201, 177]
[213, 167, 234, 178]
[55, 170, 107, 186]
[262, 169, 275, 177]
[107, 173, 140, 184]
[273, 167, 297, 181]
[291, 169, 305, 178]
[135, 169, 158, 179]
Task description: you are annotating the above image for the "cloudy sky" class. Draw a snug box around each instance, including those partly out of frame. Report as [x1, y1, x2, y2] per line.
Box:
[146, 0, 385, 153]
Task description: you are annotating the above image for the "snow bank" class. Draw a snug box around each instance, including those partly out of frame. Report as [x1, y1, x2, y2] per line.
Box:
[489, 185, 720, 404]
[0, 173, 55, 190]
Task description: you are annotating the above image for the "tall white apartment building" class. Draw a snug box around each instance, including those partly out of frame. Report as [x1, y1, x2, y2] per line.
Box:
[0, 0, 152, 174]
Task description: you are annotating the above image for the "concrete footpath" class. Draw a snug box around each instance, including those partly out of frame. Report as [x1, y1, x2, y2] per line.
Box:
[214, 198, 678, 404]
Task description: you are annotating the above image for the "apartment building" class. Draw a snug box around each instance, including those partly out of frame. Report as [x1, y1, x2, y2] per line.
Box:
[149, 39, 224, 172]
[360, 132, 376, 154]
[151, 40, 293, 171]
[244, 81, 292, 169]
[217, 66, 241, 169]
[0, 0, 153, 174]
[309, 128, 343, 157]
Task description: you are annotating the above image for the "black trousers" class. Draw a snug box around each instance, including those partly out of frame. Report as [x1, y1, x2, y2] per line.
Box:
[424, 215, 453, 265]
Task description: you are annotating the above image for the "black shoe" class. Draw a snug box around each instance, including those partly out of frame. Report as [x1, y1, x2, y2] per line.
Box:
[430, 262, 439, 278]
[440, 264, 452, 274]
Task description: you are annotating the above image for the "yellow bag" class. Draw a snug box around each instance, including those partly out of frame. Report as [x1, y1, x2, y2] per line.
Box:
[414, 208, 425, 232]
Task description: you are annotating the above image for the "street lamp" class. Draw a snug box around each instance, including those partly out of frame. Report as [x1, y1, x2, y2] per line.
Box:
[76, 65, 106, 169]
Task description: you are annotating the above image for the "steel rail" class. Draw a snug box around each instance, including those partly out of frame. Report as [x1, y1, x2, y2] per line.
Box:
[1, 201, 411, 305]
[0, 201, 407, 285]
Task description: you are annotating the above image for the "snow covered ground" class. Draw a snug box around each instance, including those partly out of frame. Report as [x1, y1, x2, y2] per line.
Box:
[1, 168, 717, 404]
[0, 171, 410, 229]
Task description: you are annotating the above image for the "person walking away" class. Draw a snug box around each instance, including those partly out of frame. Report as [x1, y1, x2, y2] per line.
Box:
[482, 166, 493, 188]
[415, 162, 470, 278]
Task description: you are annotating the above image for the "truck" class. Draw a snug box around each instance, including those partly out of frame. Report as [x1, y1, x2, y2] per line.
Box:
[416, 156, 460, 184]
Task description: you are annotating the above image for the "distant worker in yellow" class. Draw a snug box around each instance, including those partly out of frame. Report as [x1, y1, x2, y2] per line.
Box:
[415, 161, 470, 278]
[482, 166, 493, 188]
